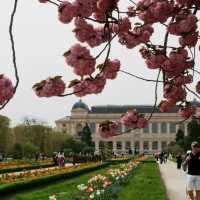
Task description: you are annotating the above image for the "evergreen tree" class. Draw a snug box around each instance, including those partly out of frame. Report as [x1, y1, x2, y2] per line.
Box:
[185, 119, 200, 149]
[80, 123, 93, 146]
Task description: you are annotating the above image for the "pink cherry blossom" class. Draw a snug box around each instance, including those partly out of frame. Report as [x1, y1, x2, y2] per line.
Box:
[33, 76, 65, 97]
[145, 53, 166, 69]
[73, 76, 106, 97]
[179, 105, 196, 119]
[39, 0, 48, 3]
[121, 110, 139, 128]
[137, 117, 148, 128]
[159, 100, 174, 112]
[118, 24, 153, 49]
[138, 0, 174, 24]
[102, 59, 121, 79]
[196, 81, 200, 94]
[99, 121, 119, 138]
[0, 75, 14, 105]
[64, 44, 96, 76]
[58, 2, 76, 24]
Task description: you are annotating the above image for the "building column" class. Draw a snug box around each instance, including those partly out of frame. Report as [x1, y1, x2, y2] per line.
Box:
[122, 125, 125, 133]
[158, 141, 162, 152]
[95, 140, 99, 154]
[149, 123, 152, 134]
[158, 123, 161, 134]
[131, 141, 134, 154]
[95, 123, 99, 134]
[113, 141, 117, 154]
[184, 123, 188, 136]
[167, 123, 170, 134]
[122, 141, 126, 154]
[140, 141, 143, 153]
[149, 141, 152, 153]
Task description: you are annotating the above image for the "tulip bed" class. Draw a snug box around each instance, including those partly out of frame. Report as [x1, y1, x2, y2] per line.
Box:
[74, 161, 140, 200]
[0, 159, 54, 174]
[0, 162, 109, 195]
[50, 157, 147, 200]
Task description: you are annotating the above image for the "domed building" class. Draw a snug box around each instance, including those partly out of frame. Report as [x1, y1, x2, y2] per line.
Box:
[55, 99, 200, 155]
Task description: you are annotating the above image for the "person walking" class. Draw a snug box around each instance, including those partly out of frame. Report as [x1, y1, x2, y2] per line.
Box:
[176, 153, 183, 169]
[182, 141, 200, 200]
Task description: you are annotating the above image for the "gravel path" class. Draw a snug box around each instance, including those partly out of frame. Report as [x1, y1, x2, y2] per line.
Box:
[159, 160, 187, 200]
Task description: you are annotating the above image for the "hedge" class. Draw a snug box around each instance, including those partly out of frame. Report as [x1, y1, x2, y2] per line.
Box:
[0, 163, 55, 174]
[0, 163, 110, 196]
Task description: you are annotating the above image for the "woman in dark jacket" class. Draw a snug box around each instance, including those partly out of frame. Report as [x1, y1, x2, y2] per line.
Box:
[176, 153, 182, 169]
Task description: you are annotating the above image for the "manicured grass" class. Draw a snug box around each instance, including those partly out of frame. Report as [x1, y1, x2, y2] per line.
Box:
[3, 165, 117, 200]
[117, 162, 167, 200]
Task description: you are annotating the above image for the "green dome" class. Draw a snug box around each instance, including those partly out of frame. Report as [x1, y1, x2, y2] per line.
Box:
[72, 100, 89, 111]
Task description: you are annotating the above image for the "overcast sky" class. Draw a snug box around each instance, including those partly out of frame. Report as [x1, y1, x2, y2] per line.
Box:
[0, 1, 198, 126]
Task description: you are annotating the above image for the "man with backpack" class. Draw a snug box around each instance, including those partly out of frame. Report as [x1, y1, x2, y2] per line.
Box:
[183, 141, 200, 200]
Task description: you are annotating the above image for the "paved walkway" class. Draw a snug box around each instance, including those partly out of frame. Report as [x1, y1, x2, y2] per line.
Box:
[159, 160, 187, 200]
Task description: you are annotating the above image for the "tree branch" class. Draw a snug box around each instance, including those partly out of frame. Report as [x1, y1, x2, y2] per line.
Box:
[0, 0, 19, 110]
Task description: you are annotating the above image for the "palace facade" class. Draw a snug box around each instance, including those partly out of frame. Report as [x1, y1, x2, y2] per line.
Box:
[55, 100, 200, 155]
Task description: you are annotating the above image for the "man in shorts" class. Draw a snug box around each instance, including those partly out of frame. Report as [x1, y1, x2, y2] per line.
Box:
[183, 141, 200, 200]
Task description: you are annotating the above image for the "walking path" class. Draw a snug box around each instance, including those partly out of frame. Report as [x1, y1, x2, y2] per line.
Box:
[159, 160, 187, 200]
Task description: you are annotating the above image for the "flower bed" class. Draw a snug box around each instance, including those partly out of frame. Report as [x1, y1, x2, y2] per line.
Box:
[0, 162, 109, 195]
[0, 159, 54, 174]
[0, 163, 55, 174]
[0, 159, 52, 168]
[49, 156, 147, 200]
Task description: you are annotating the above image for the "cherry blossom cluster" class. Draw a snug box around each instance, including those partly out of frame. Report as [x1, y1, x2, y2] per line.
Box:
[98, 120, 119, 138]
[141, 45, 196, 118]
[57, 0, 119, 24]
[72, 76, 106, 97]
[33, 76, 65, 97]
[168, 11, 198, 47]
[64, 43, 96, 76]
[137, 0, 174, 24]
[0, 75, 14, 105]
[74, 17, 110, 48]
[98, 109, 147, 138]
[179, 104, 197, 119]
[36, 0, 200, 137]
[117, 22, 154, 49]
[71, 58, 120, 97]
[121, 109, 148, 129]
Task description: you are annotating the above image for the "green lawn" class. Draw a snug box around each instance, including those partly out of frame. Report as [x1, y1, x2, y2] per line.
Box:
[117, 162, 167, 200]
[3, 162, 167, 200]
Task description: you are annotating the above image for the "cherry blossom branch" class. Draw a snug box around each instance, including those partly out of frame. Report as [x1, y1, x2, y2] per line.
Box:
[120, 69, 164, 83]
[58, 90, 80, 97]
[0, 0, 19, 110]
[48, 0, 59, 7]
[147, 69, 161, 121]
[185, 86, 200, 100]
[128, 0, 137, 6]
[95, 33, 118, 60]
